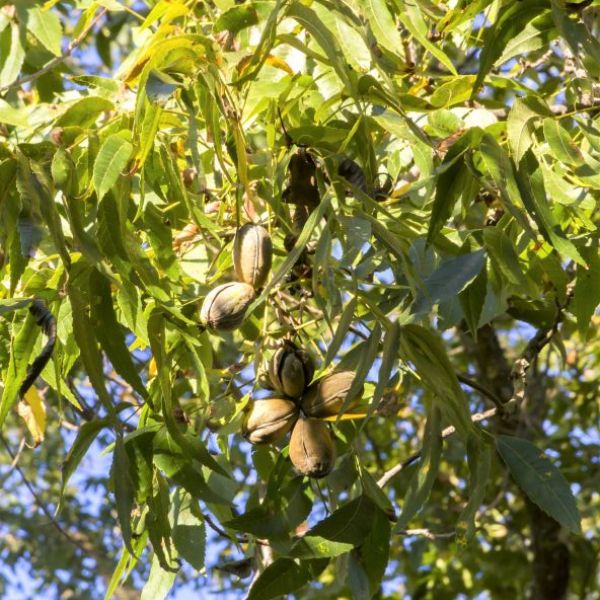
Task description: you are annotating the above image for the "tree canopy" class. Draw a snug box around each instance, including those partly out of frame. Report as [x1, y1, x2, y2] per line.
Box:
[0, 0, 599, 598]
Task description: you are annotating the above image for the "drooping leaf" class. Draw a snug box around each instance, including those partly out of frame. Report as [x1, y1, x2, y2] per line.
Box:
[0, 298, 31, 316]
[89, 269, 147, 398]
[0, 22, 25, 88]
[247, 558, 329, 600]
[67, 280, 114, 410]
[290, 495, 379, 559]
[572, 246, 600, 337]
[516, 150, 584, 266]
[368, 321, 400, 417]
[214, 5, 258, 34]
[459, 265, 488, 337]
[543, 118, 584, 167]
[26, 7, 63, 56]
[93, 134, 133, 201]
[111, 435, 136, 555]
[400, 324, 475, 437]
[0, 310, 39, 428]
[427, 128, 482, 243]
[496, 435, 581, 534]
[456, 435, 492, 545]
[140, 554, 178, 600]
[357, 503, 391, 598]
[473, 0, 550, 96]
[506, 97, 545, 164]
[395, 406, 442, 531]
[414, 250, 486, 314]
[61, 419, 111, 498]
[173, 514, 206, 572]
[358, 0, 404, 62]
[55, 97, 115, 129]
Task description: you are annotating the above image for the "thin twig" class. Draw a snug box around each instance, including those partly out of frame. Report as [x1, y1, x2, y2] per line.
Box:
[1, 434, 89, 554]
[0, 8, 108, 95]
[377, 407, 497, 488]
[456, 373, 505, 410]
[504, 289, 572, 414]
[398, 528, 455, 540]
[203, 512, 269, 546]
[8, 437, 26, 469]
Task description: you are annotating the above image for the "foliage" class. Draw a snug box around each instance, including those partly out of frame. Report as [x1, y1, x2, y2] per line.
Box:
[0, 0, 599, 598]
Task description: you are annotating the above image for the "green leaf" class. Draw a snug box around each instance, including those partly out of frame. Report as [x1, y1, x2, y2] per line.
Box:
[459, 265, 488, 337]
[358, 0, 404, 60]
[357, 504, 391, 598]
[550, 0, 600, 76]
[61, 419, 111, 497]
[429, 76, 475, 108]
[147, 312, 228, 478]
[324, 296, 357, 367]
[290, 495, 378, 558]
[104, 533, 149, 600]
[483, 227, 529, 289]
[27, 7, 63, 56]
[140, 554, 177, 600]
[543, 118, 584, 166]
[125, 430, 155, 503]
[573, 247, 600, 337]
[153, 430, 229, 505]
[472, 0, 549, 96]
[111, 436, 136, 555]
[395, 406, 442, 531]
[55, 97, 114, 129]
[93, 134, 133, 201]
[290, 536, 355, 559]
[214, 5, 258, 34]
[368, 321, 400, 417]
[247, 558, 329, 600]
[339, 322, 382, 417]
[496, 435, 581, 534]
[516, 150, 584, 266]
[89, 269, 147, 398]
[0, 310, 39, 428]
[506, 97, 544, 164]
[16, 155, 71, 267]
[0, 22, 25, 88]
[0, 298, 31, 316]
[414, 250, 486, 314]
[347, 552, 371, 600]
[427, 127, 482, 243]
[400, 324, 475, 438]
[224, 505, 290, 539]
[496, 11, 555, 65]
[335, 16, 371, 72]
[68, 280, 114, 411]
[173, 510, 206, 571]
[287, 3, 352, 90]
[456, 435, 492, 545]
[396, 0, 456, 74]
[477, 134, 536, 236]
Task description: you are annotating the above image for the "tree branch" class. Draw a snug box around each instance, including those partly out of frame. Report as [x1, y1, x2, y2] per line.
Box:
[0, 8, 108, 96]
[376, 407, 498, 488]
[397, 528, 456, 540]
[1, 434, 90, 555]
[456, 372, 505, 410]
[503, 290, 572, 415]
